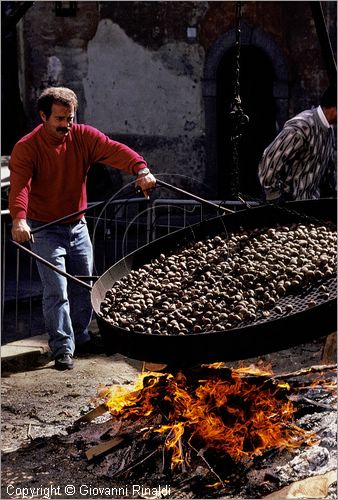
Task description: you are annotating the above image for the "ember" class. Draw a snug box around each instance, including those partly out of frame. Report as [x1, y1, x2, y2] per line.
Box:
[97, 366, 317, 471]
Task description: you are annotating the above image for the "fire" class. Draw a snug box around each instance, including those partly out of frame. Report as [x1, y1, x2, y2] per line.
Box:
[311, 378, 337, 393]
[98, 368, 317, 470]
[98, 371, 166, 415]
[157, 422, 186, 466]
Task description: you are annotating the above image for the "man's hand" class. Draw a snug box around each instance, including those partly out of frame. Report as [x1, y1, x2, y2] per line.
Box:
[11, 218, 33, 243]
[135, 172, 156, 200]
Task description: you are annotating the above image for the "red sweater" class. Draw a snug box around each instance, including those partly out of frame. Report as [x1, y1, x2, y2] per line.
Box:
[9, 124, 147, 222]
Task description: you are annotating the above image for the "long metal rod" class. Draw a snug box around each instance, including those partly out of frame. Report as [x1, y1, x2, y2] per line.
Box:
[11, 241, 92, 291]
[15, 248, 20, 334]
[156, 179, 235, 213]
[30, 200, 105, 234]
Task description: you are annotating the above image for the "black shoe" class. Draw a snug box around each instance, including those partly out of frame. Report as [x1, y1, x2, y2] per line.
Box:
[74, 336, 105, 356]
[55, 354, 74, 370]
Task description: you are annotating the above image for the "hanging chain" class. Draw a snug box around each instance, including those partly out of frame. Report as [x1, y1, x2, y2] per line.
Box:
[228, 1, 249, 199]
[233, 1, 242, 104]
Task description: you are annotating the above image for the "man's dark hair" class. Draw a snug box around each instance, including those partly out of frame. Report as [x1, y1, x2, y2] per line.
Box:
[38, 87, 78, 118]
[320, 85, 337, 108]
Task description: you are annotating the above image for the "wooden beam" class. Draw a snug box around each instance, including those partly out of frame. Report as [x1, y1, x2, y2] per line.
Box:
[85, 436, 124, 461]
[75, 403, 108, 424]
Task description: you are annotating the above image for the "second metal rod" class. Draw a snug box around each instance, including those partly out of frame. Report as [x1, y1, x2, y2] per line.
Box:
[30, 201, 105, 234]
[11, 240, 92, 290]
[156, 179, 235, 214]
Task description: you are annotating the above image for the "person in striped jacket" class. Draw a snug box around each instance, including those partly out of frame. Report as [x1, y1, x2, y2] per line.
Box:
[258, 85, 336, 202]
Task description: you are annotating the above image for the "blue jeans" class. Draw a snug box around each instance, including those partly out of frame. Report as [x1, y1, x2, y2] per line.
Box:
[29, 218, 93, 358]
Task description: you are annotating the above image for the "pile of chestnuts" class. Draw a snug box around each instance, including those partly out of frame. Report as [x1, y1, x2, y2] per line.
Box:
[98, 222, 336, 335]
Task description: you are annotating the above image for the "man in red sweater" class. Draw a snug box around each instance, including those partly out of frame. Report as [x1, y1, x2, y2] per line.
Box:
[9, 86, 156, 370]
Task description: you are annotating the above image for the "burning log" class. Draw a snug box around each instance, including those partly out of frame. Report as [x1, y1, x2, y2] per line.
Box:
[267, 364, 337, 388]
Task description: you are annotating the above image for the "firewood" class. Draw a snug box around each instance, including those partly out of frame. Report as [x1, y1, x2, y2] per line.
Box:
[287, 394, 335, 411]
[68, 419, 121, 446]
[270, 364, 337, 380]
[85, 436, 124, 461]
[108, 448, 160, 478]
[321, 332, 337, 364]
[178, 437, 186, 473]
[75, 403, 108, 424]
[27, 422, 33, 440]
[267, 364, 337, 388]
[262, 469, 337, 498]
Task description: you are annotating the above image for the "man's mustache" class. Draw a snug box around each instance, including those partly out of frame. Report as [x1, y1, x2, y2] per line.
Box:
[57, 127, 70, 133]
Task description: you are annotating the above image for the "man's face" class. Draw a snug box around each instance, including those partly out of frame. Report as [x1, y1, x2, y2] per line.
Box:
[40, 103, 75, 138]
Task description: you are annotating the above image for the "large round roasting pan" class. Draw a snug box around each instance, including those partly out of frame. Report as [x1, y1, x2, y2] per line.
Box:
[92, 199, 337, 365]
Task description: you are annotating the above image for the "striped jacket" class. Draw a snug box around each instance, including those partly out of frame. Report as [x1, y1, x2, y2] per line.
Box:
[258, 107, 336, 201]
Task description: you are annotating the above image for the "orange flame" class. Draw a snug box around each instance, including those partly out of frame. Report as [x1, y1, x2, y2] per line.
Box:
[156, 422, 186, 468]
[99, 369, 317, 469]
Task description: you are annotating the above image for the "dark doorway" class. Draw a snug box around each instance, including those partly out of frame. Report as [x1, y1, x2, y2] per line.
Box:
[216, 45, 276, 199]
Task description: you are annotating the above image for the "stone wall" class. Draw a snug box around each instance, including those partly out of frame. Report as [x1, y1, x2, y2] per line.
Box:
[11, 1, 337, 197]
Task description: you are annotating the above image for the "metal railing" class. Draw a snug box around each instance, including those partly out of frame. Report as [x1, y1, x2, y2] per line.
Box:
[1, 197, 244, 344]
